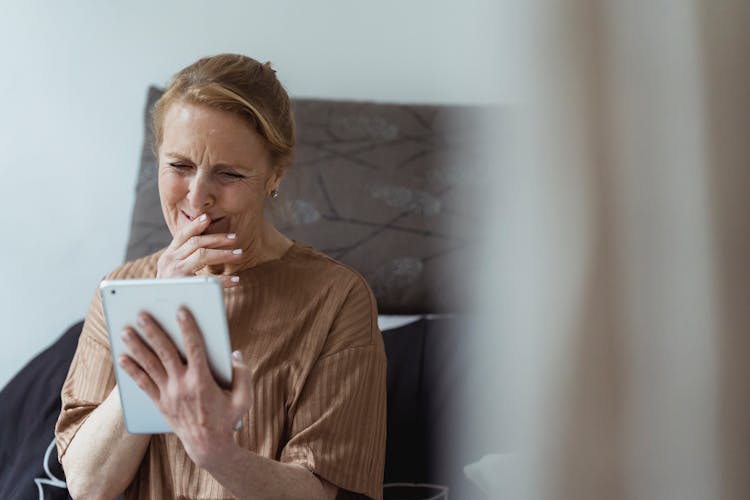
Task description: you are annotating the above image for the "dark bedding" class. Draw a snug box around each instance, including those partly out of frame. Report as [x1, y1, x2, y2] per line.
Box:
[0, 321, 82, 500]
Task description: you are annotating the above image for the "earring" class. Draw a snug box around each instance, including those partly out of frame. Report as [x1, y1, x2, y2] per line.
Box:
[270, 189, 279, 199]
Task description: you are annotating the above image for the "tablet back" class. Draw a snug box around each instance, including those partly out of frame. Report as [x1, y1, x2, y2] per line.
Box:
[100, 276, 232, 434]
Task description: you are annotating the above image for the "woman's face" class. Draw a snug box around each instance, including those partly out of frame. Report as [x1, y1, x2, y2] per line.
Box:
[157, 101, 281, 249]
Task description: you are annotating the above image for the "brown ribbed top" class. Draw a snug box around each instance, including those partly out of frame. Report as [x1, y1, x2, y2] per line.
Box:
[55, 243, 386, 499]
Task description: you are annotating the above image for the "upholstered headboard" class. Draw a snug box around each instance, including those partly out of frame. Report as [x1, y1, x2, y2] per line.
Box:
[126, 87, 491, 314]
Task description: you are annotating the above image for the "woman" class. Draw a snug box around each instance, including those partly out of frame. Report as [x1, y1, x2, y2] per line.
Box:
[55, 54, 386, 500]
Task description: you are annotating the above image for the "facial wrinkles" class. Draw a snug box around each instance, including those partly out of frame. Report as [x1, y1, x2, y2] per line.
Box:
[186, 124, 231, 169]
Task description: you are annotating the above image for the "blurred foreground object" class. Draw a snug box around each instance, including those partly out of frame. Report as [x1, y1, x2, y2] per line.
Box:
[463, 1, 750, 499]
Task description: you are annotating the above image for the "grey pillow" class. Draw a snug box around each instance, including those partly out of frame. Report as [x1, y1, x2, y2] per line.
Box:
[126, 87, 171, 260]
[126, 87, 493, 314]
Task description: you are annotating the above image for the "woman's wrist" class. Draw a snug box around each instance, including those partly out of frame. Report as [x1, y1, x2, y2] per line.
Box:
[199, 443, 336, 500]
[189, 431, 242, 471]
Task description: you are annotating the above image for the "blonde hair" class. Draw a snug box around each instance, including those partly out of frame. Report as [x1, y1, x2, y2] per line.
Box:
[152, 53, 295, 172]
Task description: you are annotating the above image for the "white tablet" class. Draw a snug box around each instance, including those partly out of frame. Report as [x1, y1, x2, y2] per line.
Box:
[100, 276, 233, 434]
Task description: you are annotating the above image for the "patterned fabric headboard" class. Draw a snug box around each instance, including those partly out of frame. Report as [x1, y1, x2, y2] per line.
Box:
[126, 87, 492, 314]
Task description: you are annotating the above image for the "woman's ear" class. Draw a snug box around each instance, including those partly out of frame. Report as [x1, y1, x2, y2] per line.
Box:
[265, 166, 287, 195]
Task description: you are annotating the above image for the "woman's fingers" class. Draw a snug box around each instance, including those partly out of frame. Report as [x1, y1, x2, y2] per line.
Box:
[175, 309, 249, 433]
[157, 213, 243, 283]
[172, 233, 239, 260]
[136, 312, 186, 376]
[177, 247, 244, 274]
[118, 353, 160, 401]
[176, 307, 212, 376]
[217, 275, 242, 289]
[168, 213, 212, 250]
[120, 326, 168, 386]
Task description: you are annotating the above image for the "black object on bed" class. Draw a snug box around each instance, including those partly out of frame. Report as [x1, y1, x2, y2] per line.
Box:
[0, 321, 82, 500]
[382, 316, 489, 499]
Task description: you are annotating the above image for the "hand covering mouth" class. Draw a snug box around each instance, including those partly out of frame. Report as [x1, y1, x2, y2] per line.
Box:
[181, 210, 227, 234]
[201, 217, 228, 235]
[181, 210, 224, 223]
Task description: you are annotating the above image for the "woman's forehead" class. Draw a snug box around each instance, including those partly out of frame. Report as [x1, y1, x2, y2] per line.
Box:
[162, 101, 253, 139]
[161, 102, 269, 164]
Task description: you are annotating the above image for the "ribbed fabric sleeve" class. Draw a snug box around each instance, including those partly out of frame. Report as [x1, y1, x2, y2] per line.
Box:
[54, 243, 386, 500]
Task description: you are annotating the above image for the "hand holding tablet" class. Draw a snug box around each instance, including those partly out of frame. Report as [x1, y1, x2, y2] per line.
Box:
[100, 277, 247, 435]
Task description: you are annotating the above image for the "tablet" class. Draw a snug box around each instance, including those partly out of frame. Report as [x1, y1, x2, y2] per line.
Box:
[100, 276, 233, 434]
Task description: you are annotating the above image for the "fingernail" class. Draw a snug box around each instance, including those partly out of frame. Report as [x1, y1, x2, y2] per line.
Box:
[227, 233, 237, 239]
[177, 307, 187, 320]
[199, 214, 207, 222]
[136, 315, 147, 327]
[232, 249, 243, 255]
[121, 330, 131, 341]
[232, 350, 243, 361]
[230, 276, 240, 283]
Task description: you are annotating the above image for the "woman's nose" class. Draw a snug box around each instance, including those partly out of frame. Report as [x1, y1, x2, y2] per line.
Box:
[187, 172, 215, 211]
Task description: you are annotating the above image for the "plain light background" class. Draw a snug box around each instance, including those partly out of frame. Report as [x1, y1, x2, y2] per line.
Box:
[0, 1, 506, 388]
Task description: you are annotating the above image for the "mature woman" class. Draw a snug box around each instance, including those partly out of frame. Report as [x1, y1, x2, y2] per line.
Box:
[55, 54, 386, 500]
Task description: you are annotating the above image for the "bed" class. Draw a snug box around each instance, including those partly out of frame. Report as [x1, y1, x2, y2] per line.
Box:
[0, 89, 494, 500]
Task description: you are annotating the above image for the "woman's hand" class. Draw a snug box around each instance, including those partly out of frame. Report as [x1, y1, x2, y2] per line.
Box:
[118, 307, 253, 468]
[157, 213, 244, 288]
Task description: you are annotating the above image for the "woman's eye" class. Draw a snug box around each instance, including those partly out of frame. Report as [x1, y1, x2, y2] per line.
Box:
[169, 163, 191, 170]
[220, 172, 245, 180]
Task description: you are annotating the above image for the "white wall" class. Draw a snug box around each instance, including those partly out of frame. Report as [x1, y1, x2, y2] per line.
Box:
[0, 1, 504, 388]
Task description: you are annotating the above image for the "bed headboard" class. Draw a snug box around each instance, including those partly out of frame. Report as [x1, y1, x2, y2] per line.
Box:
[126, 87, 493, 314]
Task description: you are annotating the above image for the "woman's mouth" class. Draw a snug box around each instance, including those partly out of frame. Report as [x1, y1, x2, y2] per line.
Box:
[181, 210, 227, 234]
